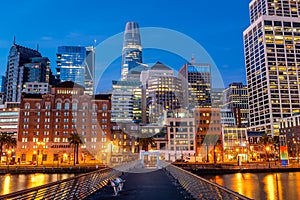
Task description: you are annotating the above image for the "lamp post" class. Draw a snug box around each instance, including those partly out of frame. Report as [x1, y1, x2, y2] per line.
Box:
[6, 149, 11, 166]
[293, 140, 299, 164]
[266, 146, 270, 168]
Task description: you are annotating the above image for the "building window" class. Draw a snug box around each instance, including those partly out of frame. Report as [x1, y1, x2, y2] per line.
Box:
[92, 104, 98, 110]
[56, 102, 62, 110]
[35, 103, 41, 109]
[72, 102, 78, 110]
[64, 102, 70, 110]
[45, 104, 51, 110]
[25, 103, 30, 109]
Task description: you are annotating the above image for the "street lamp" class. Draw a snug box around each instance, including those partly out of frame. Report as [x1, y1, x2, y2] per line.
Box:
[6, 150, 11, 166]
[293, 140, 299, 164]
[266, 146, 270, 168]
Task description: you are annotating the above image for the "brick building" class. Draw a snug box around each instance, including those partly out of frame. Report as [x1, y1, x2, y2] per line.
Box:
[194, 108, 222, 162]
[17, 81, 111, 165]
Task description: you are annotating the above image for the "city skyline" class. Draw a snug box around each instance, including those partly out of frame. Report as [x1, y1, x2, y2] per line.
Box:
[0, 1, 250, 92]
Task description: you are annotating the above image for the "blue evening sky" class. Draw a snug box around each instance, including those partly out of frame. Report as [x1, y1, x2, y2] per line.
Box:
[0, 0, 251, 92]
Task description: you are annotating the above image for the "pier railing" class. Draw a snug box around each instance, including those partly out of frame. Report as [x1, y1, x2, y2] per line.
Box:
[162, 161, 252, 200]
[0, 161, 140, 200]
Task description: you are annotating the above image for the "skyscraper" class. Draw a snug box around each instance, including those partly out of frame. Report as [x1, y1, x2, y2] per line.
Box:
[85, 46, 95, 95]
[23, 57, 51, 83]
[178, 57, 211, 109]
[4, 42, 42, 103]
[222, 82, 249, 127]
[141, 62, 183, 123]
[56, 46, 86, 87]
[121, 22, 143, 81]
[244, 0, 300, 136]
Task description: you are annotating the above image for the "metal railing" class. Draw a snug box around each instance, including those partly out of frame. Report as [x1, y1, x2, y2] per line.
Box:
[163, 161, 252, 200]
[0, 161, 139, 200]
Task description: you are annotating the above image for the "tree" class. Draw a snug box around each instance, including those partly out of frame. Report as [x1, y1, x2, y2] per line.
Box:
[138, 137, 155, 151]
[6, 136, 17, 149]
[0, 134, 8, 162]
[69, 133, 83, 165]
[0, 133, 16, 164]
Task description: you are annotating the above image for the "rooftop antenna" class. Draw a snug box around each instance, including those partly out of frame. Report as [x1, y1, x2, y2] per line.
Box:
[13, 36, 16, 45]
[93, 39, 97, 48]
[36, 44, 39, 51]
[191, 54, 195, 64]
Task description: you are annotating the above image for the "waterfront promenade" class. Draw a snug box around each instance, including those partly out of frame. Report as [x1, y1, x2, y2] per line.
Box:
[86, 168, 192, 200]
[0, 161, 252, 200]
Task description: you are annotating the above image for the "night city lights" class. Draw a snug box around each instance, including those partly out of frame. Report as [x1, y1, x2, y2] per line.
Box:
[0, 1, 300, 200]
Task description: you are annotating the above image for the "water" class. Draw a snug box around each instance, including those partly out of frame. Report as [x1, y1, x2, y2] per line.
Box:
[202, 172, 300, 200]
[0, 173, 75, 195]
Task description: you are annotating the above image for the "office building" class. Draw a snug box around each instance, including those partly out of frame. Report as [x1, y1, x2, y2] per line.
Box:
[211, 88, 224, 108]
[111, 80, 142, 123]
[194, 108, 222, 162]
[141, 62, 183, 124]
[121, 22, 143, 81]
[222, 127, 248, 162]
[280, 115, 300, 159]
[164, 109, 195, 161]
[220, 108, 236, 127]
[244, 0, 300, 136]
[222, 82, 249, 127]
[56, 46, 86, 87]
[23, 82, 49, 94]
[179, 58, 211, 108]
[4, 42, 41, 103]
[85, 46, 95, 95]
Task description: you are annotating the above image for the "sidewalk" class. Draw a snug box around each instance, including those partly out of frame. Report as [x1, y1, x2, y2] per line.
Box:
[87, 168, 193, 200]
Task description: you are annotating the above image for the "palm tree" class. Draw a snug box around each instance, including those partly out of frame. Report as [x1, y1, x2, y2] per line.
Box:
[6, 136, 16, 149]
[138, 137, 155, 151]
[5, 135, 16, 165]
[69, 133, 83, 165]
[0, 133, 8, 163]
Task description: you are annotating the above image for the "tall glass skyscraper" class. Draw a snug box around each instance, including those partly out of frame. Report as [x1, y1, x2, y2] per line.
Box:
[56, 46, 86, 87]
[85, 46, 95, 95]
[121, 22, 143, 81]
[244, 0, 300, 136]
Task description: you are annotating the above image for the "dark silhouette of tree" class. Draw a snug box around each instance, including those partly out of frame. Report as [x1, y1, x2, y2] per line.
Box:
[138, 137, 155, 151]
[69, 133, 83, 165]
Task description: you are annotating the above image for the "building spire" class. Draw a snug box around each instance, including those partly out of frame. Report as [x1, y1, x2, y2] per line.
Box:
[13, 36, 16, 45]
[191, 54, 195, 64]
[36, 44, 39, 51]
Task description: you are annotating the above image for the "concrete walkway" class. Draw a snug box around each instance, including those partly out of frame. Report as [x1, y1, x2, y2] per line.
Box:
[86, 168, 192, 200]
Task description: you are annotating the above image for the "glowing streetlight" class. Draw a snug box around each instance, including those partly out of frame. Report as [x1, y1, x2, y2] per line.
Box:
[266, 146, 270, 168]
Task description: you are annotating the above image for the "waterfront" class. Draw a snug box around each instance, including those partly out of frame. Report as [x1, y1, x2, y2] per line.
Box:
[0, 173, 75, 195]
[202, 172, 300, 200]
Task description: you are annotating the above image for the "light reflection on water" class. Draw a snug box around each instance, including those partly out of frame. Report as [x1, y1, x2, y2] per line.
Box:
[0, 173, 75, 195]
[202, 172, 300, 200]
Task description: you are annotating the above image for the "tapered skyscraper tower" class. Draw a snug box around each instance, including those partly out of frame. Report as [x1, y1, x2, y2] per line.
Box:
[121, 22, 143, 80]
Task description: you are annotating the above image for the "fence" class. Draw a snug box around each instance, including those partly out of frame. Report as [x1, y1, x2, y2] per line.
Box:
[163, 161, 252, 200]
[0, 161, 139, 200]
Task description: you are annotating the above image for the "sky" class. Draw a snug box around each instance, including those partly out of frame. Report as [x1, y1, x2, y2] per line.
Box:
[0, 0, 251, 92]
